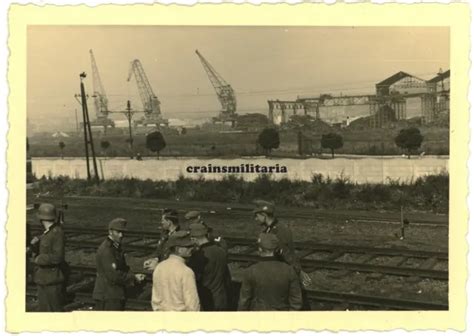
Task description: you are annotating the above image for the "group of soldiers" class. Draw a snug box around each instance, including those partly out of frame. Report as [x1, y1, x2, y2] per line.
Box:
[28, 200, 311, 312]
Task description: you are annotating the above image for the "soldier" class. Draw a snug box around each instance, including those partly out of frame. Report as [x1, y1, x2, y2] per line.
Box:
[151, 231, 200, 311]
[253, 200, 299, 270]
[238, 233, 302, 311]
[253, 200, 312, 309]
[32, 203, 66, 312]
[143, 208, 181, 271]
[92, 218, 145, 311]
[185, 210, 228, 252]
[187, 222, 232, 311]
[184, 210, 202, 225]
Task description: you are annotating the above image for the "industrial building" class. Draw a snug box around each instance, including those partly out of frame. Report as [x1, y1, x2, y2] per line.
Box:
[268, 69, 450, 128]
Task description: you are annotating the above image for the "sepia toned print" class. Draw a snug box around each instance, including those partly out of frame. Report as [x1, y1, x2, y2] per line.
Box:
[6, 3, 470, 333]
[26, 24, 450, 313]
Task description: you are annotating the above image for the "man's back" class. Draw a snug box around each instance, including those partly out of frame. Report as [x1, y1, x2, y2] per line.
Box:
[238, 257, 302, 311]
[188, 242, 231, 311]
[152, 255, 200, 311]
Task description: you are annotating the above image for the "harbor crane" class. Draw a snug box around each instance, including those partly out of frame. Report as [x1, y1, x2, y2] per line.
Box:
[127, 59, 168, 127]
[89, 49, 115, 132]
[195, 50, 237, 125]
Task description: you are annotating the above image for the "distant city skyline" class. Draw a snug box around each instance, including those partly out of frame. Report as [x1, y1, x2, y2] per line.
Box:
[28, 26, 449, 132]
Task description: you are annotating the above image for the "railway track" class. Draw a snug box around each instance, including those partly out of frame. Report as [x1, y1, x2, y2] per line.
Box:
[26, 187, 449, 311]
[26, 264, 448, 311]
[31, 195, 449, 227]
[28, 224, 448, 280]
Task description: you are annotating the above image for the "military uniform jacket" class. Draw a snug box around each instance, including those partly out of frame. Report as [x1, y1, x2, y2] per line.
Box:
[93, 238, 135, 301]
[238, 256, 302, 311]
[187, 241, 232, 311]
[262, 219, 301, 272]
[33, 224, 66, 286]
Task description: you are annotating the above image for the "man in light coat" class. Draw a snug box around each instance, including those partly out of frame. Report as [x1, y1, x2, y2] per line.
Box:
[151, 231, 200, 311]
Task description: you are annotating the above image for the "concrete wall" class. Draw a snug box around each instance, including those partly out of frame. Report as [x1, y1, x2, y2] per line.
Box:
[32, 156, 449, 184]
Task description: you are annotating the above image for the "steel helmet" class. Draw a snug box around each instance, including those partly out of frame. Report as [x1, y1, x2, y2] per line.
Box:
[37, 203, 57, 221]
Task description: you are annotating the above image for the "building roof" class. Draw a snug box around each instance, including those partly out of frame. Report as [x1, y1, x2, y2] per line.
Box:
[427, 69, 450, 83]
[51, 131, 70, 138]
[376, 71, 425, 87]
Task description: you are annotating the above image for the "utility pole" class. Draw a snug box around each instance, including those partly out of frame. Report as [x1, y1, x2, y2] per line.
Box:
[78, 72, 100, 183]
[75, 108, 79, 134]
[126, 100, 134, 159]
[108, 100, 143, 159]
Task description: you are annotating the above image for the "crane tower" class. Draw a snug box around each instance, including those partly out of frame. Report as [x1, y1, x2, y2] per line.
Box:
[127, 59, 168, 127]
[195, 50, 237, 125]
[89, 50, 115, 131]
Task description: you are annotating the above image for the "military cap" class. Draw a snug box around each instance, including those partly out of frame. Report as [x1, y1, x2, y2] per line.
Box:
[162, 208, 179, 221]
[166, 231, 194, 248]
[108, 218, 128, 232]
[184, 210, 201, 221]
[189, 222, 209, 237]
[258, 233, 279, 250]
[37, 203, 57, 221]
[253, 200, 275, 215]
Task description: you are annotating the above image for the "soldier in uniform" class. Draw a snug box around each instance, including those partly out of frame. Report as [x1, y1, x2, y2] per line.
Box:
[253, 200, 299, 270]
[151, 231, 200, 311]
[238, 233, 302, 311]
[187, 222, 232, 311]
[185, 210, 228, 252]
[253, 200, 312, 309]
[143, 208, 181, 271]
[32, 203, 66, 312]
[92, 218, 145, 311]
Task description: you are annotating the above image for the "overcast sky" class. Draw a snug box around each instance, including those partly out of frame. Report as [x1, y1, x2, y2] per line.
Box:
[27, 26, 449, 123]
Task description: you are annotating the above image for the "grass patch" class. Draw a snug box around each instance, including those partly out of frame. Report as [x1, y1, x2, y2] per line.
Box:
[35, 172, 449, 213]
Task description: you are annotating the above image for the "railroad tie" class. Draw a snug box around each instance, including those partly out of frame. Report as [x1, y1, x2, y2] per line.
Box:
[325, 251, 345, 261]
[405, 258, 439, 284]
[127, 251, 152, 258]
[123, 237, 144, 245]
[420, 257, 438, 270]
[329, 254, 376, 279]
[304, 251, 343, 274]
[297, 249, 317, 260]
[368, 256, 407, 281]
[66, 277, 95, 294]
[239, 245, 258, 255]
[389, 256, 409, 267]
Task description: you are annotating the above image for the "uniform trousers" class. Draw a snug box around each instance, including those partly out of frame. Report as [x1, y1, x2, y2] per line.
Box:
[95, 299, 125, 311]
[301, 287, 311, 311]
[37, 284, 64, 312]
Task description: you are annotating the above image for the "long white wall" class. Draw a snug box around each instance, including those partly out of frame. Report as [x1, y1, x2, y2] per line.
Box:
[32, 157, 449, 184]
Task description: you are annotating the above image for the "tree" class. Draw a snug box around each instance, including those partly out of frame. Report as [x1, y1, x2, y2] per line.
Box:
[257, 128, 280, 156]
[395, 127, 423, 159]
[146, 131, 166, 159]
[58, 141, 65, 159]
[321, 133, 343, 158]
[100, 140, 111, 158]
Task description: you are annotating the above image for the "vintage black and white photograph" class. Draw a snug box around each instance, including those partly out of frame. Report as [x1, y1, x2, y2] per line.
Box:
[25, 26, 450, 313]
